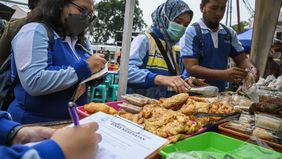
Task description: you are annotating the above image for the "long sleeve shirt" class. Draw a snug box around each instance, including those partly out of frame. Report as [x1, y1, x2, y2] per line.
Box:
[0, 111, 65, 159]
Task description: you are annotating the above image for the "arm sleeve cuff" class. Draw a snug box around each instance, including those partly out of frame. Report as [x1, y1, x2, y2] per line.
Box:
[145, 72, 158, 87]
[0, 118, 20, 145]
[32, 140, 65, 159]
[72, 60, 92, 80]
[181, 55, 199, 59]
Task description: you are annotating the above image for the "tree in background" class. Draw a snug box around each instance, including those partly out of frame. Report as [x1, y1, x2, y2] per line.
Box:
[89, 0, 147, 43]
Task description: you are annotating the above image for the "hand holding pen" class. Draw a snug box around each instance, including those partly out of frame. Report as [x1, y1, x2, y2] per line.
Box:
[87, 53, 107, 73]
[68, 102, 80, 126]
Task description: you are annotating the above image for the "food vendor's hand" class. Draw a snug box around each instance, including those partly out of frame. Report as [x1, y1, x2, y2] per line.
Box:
[184, 76, 195, 87]
[249, 67, 259, 82]
[224, 67, 248, 83]
[87, 53, 107, 73]
[51, 122, 102, 159]
[13, 126, 55, 145]
[155, 75, 191, 93]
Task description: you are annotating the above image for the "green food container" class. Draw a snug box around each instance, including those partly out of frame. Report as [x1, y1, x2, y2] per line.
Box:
[160, 132, 282, 159]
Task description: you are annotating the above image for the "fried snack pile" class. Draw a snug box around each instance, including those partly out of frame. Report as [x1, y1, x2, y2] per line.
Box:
[118, 103, 202, 143]
[180, 96, 235, 115]
[84, 103, 117, 115]
[159, 93, 189, 110]
[84, 93, 238, 142]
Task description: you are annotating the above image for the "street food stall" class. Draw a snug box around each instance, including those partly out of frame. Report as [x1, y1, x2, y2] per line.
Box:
[22, 0, 282, 158]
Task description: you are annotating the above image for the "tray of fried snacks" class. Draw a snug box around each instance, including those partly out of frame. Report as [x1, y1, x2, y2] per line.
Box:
[180, 96, 239, 115]
[121, 94, 158, 107]
[252, 127, 282, 144]
[116, 103, 205, 143]
[255, 113, 282, 132]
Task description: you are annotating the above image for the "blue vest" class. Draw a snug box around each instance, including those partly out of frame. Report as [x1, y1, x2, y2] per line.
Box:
[9, 37, 89, 124]
[127, 29, 176, 99]
[183, 31, 232, 92]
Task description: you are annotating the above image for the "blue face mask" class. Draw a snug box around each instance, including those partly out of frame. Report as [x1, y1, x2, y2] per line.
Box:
[167, 21, 186, 41]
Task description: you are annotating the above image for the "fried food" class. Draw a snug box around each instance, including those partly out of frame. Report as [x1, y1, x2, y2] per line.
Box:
[181, 97, 210, 115]
[160, 93, 189, 110]
[84, 102, 117, 115]
[118, 104, 202, 142]
[209, 102, 234, 114]
[252, 127, 275, 142]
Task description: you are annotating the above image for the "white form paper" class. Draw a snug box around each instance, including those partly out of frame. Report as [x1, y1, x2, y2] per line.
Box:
[74, 112, 168, 159]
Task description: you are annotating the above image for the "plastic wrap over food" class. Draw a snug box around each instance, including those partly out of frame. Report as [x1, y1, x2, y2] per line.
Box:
[188, 86, 219, 97]
[252, 127, 281, 143]
[257, 75, 282, 91]
[225, 121, 254, 134]
[118, 102, 142, 114]
[121, 94, 157, 107]
[255, 113, 282, 132]
[241, 68, 259, 103]
[167, 151, 235, 159]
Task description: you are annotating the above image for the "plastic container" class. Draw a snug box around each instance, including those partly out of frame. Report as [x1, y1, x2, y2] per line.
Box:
[160, 132, 282, 159]
[255, 113, 282, 132]
[239, 113, 255, 124]
[188, 86, 219, 97]
[224, 121, 253, 134]
[252, 127, 280, 143]
[121, 94, 157, 107]
[219, 122, 282, 152]
[118, 102, 142, 114]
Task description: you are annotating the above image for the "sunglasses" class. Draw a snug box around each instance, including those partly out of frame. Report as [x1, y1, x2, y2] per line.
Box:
[70, 1, 96, 22]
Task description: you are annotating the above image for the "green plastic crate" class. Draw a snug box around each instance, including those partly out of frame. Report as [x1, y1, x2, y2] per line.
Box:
[160, 132, 282, 159]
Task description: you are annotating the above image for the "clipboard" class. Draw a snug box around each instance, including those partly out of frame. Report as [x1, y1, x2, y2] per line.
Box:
[71, 62, 108, 102]
[73, 112, 169, 159]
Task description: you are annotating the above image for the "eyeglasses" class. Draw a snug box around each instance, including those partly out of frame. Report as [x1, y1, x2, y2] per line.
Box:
[70, 1, 96, 22]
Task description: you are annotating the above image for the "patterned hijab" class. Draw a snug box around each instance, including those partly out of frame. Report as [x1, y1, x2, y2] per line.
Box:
[151, 0, 193, 42]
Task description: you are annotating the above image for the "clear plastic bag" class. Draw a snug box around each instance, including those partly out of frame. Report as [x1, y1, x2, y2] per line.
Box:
[167, 151, 234, 159]
[255, 113, 282, 132]
[241, 68, 260, 103]
[239, 113, 255, 124]
[252, 127, 280, 143]
[188, 86, 219, 97]
[225, 121, 254, 134]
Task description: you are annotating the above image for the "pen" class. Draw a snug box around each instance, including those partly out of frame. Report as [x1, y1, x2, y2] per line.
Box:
[68, 101, 80, 126]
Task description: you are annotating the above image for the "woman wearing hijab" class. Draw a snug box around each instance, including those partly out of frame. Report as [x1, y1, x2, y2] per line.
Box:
[127, 0, 193, 99]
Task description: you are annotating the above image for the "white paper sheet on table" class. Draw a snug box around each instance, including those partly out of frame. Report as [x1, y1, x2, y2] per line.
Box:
[71, 112, 168, 159]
